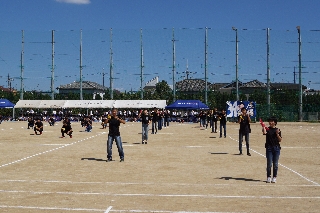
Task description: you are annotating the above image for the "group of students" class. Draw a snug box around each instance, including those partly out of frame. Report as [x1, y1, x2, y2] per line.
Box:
[24, 107, 282, 183]
[197, 107, 282, 183]
[198, 108, 227, 138]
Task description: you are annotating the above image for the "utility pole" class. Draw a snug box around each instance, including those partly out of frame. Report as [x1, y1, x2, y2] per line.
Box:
[110, 28, 114, 99]
[51, 30, 55, 100]
[20, 30, 24, 100]
[297, 26, 302, 122]
[232, 27, 239, 101]
[204, 27, 208, 105]
[266, 28, 270, 116]
[172, 28, 176, 102]
[80, 29, 83, 100]
[140, 28, 144, 100]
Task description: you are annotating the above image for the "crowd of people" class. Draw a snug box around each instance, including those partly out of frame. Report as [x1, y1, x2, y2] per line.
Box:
[1, 106, 282, 183]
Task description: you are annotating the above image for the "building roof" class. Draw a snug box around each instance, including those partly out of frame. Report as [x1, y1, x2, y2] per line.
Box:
[242, 80, 267, 88]
[176, 79, 212, 91]
[270, 82, 307, 90]
[57, 81, 109, 90]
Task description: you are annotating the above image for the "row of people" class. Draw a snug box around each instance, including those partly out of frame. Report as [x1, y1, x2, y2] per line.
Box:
[103, 107, 282, 184]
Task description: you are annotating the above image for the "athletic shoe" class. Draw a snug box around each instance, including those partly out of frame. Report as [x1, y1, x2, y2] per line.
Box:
[145, 141, 147, 144]
[106, 158, 112, 162]
[239, 152, 243, 155]
[120, 159, 124, 162]
[267, 177, 271, 183]
[247, 152, 251, 156]
[142, 141, 144, 144]
[271, 177, 276, 183]
[69, 135, 72, 138]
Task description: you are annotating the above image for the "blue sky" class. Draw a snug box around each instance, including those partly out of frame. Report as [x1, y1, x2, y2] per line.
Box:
[1, 0, 320, 92]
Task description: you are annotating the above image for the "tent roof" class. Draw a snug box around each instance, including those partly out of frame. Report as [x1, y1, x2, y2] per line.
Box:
[165, 100, 209, 110]
[14, 100, 166, 109]
[0, 99, 15, 108]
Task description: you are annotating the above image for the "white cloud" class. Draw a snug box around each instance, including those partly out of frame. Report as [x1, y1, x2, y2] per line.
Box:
[56, 0, 91, 4]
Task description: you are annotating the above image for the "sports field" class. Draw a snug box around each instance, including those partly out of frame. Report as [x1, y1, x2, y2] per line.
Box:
[0, 120, 319, 213]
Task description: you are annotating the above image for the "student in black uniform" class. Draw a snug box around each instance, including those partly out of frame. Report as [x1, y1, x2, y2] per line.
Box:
[27, 117, 34, 129]
[139, 109, 151, 144]
[34, 119, 43, 135]
[104, 108, 125, 162]
[238, 107, 251, 156]
[262, 116, 282, 183]
[219, 109, 227, 138]
[211, 108, 218, 133]
[151, 107, 158, 134]
[48, 116, 55, 126]
[61, 120, 73, 138]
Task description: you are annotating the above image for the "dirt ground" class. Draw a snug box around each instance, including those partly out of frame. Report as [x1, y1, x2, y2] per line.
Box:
[0, 120, 319, 213]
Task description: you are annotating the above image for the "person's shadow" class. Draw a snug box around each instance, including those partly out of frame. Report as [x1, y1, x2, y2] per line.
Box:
[217, 176, 262, 182]
[81, 157, 106, 162]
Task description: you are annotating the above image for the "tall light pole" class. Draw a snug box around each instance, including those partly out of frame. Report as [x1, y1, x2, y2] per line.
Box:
[232, 27, 239, 101]
[140, 28, 144, 100]
[297, 26, 302, 121]
[109, 28, 114, 99]
[172, 28, 176, 102]
[51, 30, 55, 100]
[204, 27, 208, 105]
[79, 29, 83, 100]
[266, 28, 271, 116]
[20, 30, 24, 100]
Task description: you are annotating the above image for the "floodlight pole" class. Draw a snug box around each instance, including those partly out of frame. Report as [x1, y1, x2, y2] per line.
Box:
[20, 30, 24, 100]
[232, 27, 239, 101]
[172, 28, 176, 102]
[110, 28, 114, 99]
[266, 28, 270, 116]
[204, 27, 208, 105]
[51, 30, 55, 100]
[80, 29, 83, 100]
[140, 28, 144, 100]
[297, 26, 302, 122]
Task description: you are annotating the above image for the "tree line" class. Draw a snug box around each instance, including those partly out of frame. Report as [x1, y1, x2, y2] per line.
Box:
[1, 80, 320, 121]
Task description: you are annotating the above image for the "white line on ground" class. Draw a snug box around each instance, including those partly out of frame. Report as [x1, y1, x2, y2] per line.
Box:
[0, 205, 243, 213]
[1, 179, 319, 187]
[104, 206, 113, 213]
[0, 190, 319, 199]
[0, 205, 104, 212]
[41, 144, 70, 146]
[0, 133, 106, 169]
[228, 135, 320, 186]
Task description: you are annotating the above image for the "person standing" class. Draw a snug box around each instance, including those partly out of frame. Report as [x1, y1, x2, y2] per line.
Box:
[211, 108, 218, 133]
[104, 108, 125, 162]
[238, 107, 251, 156]
[157, 109, 163, 130]
[163, 110, 170, 127]
[199, 111, 206, 128]
[151, 107, 158, 134]
[262, 116, 282, 183]
[140, 109, 151, 144]
[219, 109, 227, 138]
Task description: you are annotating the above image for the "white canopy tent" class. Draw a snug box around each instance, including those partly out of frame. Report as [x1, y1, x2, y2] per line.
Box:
[14, 100, 166, 109]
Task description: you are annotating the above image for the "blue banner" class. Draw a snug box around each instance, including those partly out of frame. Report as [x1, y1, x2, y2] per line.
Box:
[226, 101, 256, 118]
